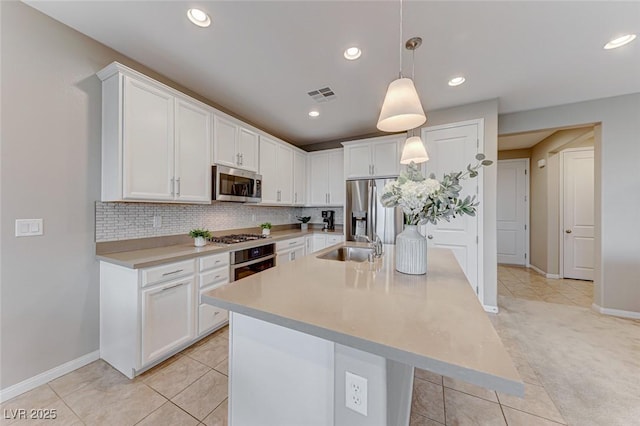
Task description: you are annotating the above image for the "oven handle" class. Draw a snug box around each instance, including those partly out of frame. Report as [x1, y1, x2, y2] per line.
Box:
[230, 254, 276, 271]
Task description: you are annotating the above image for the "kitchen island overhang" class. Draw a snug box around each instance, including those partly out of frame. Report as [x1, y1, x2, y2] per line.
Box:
[203, 244, 523, 425]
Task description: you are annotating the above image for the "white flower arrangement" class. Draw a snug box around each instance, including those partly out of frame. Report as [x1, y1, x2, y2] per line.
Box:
[380, 154, 493, 225]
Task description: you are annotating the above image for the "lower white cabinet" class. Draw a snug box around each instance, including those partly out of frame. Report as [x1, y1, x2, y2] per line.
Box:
[306, 234, 345, 254]
[141, 276, 195, 365]
[100, 253, 229, 378]
[276, 237, 306, 265]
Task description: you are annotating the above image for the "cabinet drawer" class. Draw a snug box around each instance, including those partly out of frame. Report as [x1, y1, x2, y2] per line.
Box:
[276, 237, 306, 251]
[200, 252, 230, 272]
[199, 266, 229, 289]
[198, 303, 228, 336]
[141, 260, 195, 287]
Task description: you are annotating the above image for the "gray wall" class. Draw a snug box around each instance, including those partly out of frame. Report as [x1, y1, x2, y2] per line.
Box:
[0, 1, 259, 389]
[499, 93, 640, 314]
[422, 99, 500, 309]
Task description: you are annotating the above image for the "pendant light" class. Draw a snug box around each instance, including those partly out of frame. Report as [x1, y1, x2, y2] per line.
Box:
[401, 129, 429, 164]
[376, 0, 426, 132]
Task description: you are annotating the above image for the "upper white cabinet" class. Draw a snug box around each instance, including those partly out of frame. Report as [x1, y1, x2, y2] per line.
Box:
[293, 151, 306, 205]
[98, 63, 211, 203]
[259, 136, 293, 204]
[308, 149, 344, 206]
[213, 115, 259, 172]
[342, 135, 403, 179]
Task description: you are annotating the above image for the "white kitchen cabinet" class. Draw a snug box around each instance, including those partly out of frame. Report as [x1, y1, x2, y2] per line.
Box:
[141, 276, 195, 365]
[100, 253, 228, 378]
[97, 63, 211, 203]
[260, 136, 293, 204]
[293, 151, 307, 205]
[276, 237, 306, 264]
[306, 233, 344, 254]
[213, 115, 259, 172]
[342, 136, 403, 179]
[175, 97, 212, 202]
[308, 149, 344, 206]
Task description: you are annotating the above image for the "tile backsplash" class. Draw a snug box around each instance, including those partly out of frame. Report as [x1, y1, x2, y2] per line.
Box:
[96, 202, 343, 242]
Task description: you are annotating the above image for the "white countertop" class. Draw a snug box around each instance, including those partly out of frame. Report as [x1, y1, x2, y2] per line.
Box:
[203, 243, 524, 396]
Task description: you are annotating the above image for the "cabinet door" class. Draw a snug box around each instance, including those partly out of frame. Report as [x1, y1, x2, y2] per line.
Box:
[238, 127, 259, 172]
[311, 235, 327, 253]
[141, 276, 195, 366]
[175, 98, 212, 202]
[259, 136, 279, 203]
[344, 144, 372, 179]
[291, 246, 305, 261]
[276, 249, 292, 265]
[372, 139, 401, 177]
[277, 144, 293, 204]
[328, 150, 345, 205]
[326, 234, 344, 246]
[293, 151, 306, 205]
[308, 153, 329, 205]
[213, 115, 239, 168]
[123, 76, 175, 200]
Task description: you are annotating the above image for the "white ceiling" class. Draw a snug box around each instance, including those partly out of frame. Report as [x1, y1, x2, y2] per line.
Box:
[25, 1, 640, 146]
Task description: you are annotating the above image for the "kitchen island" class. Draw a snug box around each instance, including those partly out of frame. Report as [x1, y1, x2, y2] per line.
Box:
[203, 243, 523, 426]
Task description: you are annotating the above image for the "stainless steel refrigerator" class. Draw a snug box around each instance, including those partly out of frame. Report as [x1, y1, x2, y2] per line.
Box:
[345, 179, 403, 244]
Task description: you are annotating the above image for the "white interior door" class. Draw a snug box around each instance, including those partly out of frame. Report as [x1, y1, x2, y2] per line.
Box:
[497, 160, 528, 265]
[422, 122, 480, 293]
[562, 149, 594, 280]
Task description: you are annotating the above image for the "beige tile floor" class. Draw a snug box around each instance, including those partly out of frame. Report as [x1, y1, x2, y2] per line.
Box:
[2, 267, 583, 426]
[497, 264, 594, 308]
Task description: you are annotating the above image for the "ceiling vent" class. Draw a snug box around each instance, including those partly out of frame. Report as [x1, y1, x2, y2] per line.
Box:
[308, 87, 336, 103]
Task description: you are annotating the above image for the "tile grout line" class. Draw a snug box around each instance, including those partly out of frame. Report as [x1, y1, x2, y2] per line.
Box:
[46, 383, 86, 425]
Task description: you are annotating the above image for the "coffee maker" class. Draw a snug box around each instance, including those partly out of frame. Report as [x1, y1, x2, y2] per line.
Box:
[321, 210, 335, 231]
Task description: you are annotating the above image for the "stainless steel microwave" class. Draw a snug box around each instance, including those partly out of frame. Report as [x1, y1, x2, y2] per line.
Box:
[212, 165, 262, 203]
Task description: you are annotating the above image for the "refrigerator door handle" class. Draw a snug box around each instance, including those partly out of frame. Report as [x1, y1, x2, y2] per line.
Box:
[366, 180, 374, 240]
[371, 181, 378, 241]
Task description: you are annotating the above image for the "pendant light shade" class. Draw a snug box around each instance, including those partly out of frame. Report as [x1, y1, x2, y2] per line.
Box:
[377, 78, 426, 132]
[401, 136, 429, 164]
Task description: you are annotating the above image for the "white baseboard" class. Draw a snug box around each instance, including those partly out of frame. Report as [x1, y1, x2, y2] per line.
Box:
[0, 351, 99, 403]
[592, 303, 640, 320]
[483, 304, 499, 313]
[526, 264, 561, 279]
[528, 264, 547, 276]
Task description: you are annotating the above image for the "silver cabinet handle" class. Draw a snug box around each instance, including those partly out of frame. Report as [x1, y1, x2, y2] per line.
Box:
[162, 269, 184, 276]
[176, 178, 181, 196]
[236, 153, 240, 165]
[161, 281, 186, 291]
[565, 229, 572, 234]
[240, 153, 244, 165]
[294, 192, 297, 203]
[427, 235, 434, 240]
[371, 164, 374, 175]
[170, 178, 175, 196]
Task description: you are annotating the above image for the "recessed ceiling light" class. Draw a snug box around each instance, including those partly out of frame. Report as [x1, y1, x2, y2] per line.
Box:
[343, 47, 362, 60]
[448, 76, 466, 87]
[308, 110, 320, 118]
[604, 34, 636, 50]
[187, 8, 211, 27]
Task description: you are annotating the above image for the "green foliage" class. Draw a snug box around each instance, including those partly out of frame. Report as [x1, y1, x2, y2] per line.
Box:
[189, 228, 212, 239]
[379, 155, 493, 225]
[296, 216, 311, 223]
[260, 222, 272, 229]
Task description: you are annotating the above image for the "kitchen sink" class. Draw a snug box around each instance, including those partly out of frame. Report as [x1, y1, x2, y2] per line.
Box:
[317, 246, 374, 262]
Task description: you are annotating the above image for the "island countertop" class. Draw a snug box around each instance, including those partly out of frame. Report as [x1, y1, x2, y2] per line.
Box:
[202, 243, 524, 396]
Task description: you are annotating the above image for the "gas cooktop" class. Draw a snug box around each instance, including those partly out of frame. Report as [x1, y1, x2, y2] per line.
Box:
[209, 233, 269, 245]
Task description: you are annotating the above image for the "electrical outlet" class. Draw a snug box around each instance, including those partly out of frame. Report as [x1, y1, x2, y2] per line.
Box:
[345, 371, 368, 416]
[153, 216, 162, 228]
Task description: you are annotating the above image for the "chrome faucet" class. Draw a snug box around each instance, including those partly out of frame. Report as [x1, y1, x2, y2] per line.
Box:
[356, 234, 383, 258]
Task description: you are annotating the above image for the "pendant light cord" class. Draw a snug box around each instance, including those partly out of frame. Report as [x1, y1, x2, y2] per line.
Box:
[399, 0, 403, 78]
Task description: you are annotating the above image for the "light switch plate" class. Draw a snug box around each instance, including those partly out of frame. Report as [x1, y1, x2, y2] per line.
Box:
[15, 219, 43, 237]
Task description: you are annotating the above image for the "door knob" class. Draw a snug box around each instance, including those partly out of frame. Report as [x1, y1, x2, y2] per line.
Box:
[565, 229, 572, 234]
[427, 235, 434, 240]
